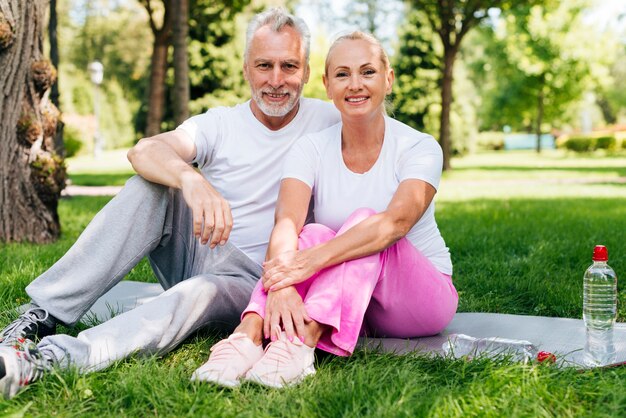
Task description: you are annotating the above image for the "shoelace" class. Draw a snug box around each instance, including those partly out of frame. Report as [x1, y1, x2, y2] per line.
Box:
[13, 339, 48, 386]
[0, 309, 49, 344]
[260, 338, 294, 366]
[208, 335, 250, 362]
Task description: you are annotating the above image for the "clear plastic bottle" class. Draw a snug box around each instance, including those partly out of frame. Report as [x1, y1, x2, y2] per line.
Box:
[583, 245, 618, 366]
[442, 334, 540, 363]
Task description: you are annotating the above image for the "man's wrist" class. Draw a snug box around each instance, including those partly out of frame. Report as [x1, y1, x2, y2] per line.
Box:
[178, 167, 203, 190]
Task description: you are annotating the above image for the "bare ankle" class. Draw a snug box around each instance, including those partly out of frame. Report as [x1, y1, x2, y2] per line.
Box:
[234, 313, 263, 345]
[303, 321, 328, 348]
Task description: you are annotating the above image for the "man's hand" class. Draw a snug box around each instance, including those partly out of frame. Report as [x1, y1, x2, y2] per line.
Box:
[264, 286, 311, 343]
[128, 131, 232, 248]
[180, 171, 233, 247]
[262, 249, 317, 292]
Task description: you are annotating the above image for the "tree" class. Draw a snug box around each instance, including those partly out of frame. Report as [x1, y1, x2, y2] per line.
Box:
[0, 0, 65, 243]
[406, 0, 531, 169]
[140, 0, 173, 137]
[184, 0, 251, 114]
[392, 9, 440, 133]
[172, 0, 189, 126]
[467, 1, 597, 150]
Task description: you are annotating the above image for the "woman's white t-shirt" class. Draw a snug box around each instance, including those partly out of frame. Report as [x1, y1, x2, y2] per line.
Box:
[282, 116, 452, 275]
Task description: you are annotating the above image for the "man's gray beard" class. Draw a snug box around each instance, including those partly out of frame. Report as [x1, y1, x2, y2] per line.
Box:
[252, 89, 301, 117]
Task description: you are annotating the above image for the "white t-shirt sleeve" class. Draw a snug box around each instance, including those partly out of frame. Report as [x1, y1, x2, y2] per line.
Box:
[397, 135, 443, 190]
[175, 110, 221, 168]
[281, 135, 319, 188]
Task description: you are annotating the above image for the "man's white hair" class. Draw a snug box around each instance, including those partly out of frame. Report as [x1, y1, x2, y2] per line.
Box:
[245, 7, 311, 63]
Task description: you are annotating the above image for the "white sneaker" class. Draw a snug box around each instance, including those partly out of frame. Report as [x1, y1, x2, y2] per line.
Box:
[245, 332, 316, 388]
[0, 338, 51, 399]
[191, 333, 263, 387]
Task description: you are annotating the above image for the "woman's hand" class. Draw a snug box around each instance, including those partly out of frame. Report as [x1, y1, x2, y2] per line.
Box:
[262, 249, 318, 292]
[264, 286, 311, 343]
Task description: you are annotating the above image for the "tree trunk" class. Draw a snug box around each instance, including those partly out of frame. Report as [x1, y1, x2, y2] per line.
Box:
[0, 0, 65, 243]
[144, 0, 172, 138]
[145, 34, 169, 137]
[439, 47, 456, 171]
[535, 85, 544, 154]
[48, 0, 58, 108]
[48, 0, 64, 156]
[172, 0, 189, 126]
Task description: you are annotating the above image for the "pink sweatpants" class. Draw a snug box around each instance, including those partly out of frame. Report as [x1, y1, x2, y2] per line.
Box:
[243, 208, 458, 356]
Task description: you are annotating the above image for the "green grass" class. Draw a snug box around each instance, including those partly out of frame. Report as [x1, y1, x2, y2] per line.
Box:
[1, 151, 626, 416]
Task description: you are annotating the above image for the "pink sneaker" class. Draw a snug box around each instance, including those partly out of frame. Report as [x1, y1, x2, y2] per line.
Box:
[244, 332, 316, 388]
[191, 333, 263, 387]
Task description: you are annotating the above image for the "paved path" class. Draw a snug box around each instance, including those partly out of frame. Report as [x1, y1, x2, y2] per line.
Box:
[62, 185, 123, 196]
[61, 176, 626, 197]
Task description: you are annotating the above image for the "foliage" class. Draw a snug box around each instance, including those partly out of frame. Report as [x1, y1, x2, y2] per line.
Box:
[302, 33, 329, 101]
[562, 137, 596, 153]
[559, 135, 619, 153]
[391, 9, 440, 133]
[63, 126, 84, 158]
[465, 1, 602, 135]
[597, 43, 626, 124]
[391, 9, 479, 155]
[161, 0, 251, 127]
[475, 131, 505, 151]
[64, 1, 152, 106]
[595, 136, 617, 150]
[56, 1, 151, 146]
[59, 64, 137, 150]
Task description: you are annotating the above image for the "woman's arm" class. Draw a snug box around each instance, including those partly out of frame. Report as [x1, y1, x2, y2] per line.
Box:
[262, 178, 313, 341]
[262, 178, 436, 291]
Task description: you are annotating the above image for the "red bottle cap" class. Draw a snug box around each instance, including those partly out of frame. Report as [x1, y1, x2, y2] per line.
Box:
[593, 245, 608, 262]
[537, 351, 556, 363]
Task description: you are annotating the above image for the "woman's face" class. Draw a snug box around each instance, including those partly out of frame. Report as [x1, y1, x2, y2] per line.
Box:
[323, 39, 394, 119]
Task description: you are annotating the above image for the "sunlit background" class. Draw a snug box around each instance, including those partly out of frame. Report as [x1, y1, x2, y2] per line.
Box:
[52, 0, 626, 161]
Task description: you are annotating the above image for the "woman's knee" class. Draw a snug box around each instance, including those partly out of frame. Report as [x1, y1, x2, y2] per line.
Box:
[298, 223, 336, 249]
[337, 208, 376, 234]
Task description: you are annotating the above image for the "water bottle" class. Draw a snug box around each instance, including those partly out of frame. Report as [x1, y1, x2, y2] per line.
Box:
[442, 334, 554, 364]
[583, 245, 618, 366]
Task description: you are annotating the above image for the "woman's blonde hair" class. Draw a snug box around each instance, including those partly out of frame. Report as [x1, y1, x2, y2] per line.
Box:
[324, 31, 391, 76]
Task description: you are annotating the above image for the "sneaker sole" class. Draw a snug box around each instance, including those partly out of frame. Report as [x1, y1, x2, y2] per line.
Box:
[190, 371, 240, 388]
[0, 347, 20, 399]
[244, 365, 316, 388]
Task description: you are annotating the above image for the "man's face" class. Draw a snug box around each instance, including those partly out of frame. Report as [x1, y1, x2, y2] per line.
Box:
[244, 25, 310, 129]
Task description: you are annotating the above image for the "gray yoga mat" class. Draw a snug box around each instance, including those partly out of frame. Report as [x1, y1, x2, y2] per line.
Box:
[84, 281, 626, 369]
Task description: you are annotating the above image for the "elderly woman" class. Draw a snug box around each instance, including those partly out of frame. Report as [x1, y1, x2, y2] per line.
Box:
[193, 31, 458, 388]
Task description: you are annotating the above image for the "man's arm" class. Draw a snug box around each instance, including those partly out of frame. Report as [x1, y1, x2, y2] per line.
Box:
[127, 131, 233, 248]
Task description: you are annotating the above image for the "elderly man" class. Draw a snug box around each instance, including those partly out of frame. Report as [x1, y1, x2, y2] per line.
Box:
[0, 7, 339, 399]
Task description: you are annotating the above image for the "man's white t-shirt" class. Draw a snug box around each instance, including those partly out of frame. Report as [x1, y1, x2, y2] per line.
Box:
[176, 98, 340, 265]
[282, 116, 452, 275]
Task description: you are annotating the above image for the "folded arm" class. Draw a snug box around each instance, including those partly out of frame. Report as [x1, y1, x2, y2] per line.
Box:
[127, 131, 232, 247]
[262, 178, 436, 291]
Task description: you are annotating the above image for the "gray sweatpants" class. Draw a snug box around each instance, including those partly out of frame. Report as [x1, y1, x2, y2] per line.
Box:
[25, 176, 261, 372]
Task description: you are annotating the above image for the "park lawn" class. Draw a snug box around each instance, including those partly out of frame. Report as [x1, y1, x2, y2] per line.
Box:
[65, 149, 135, 187]
[1, 151, 626, 416]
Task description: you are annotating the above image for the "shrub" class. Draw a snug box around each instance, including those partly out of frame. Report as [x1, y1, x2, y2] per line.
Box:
[63, 126, 84, 158]
[595, 136, 616, 150]
[563, 137, 595, 152]
[476, 131, 505, 151]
